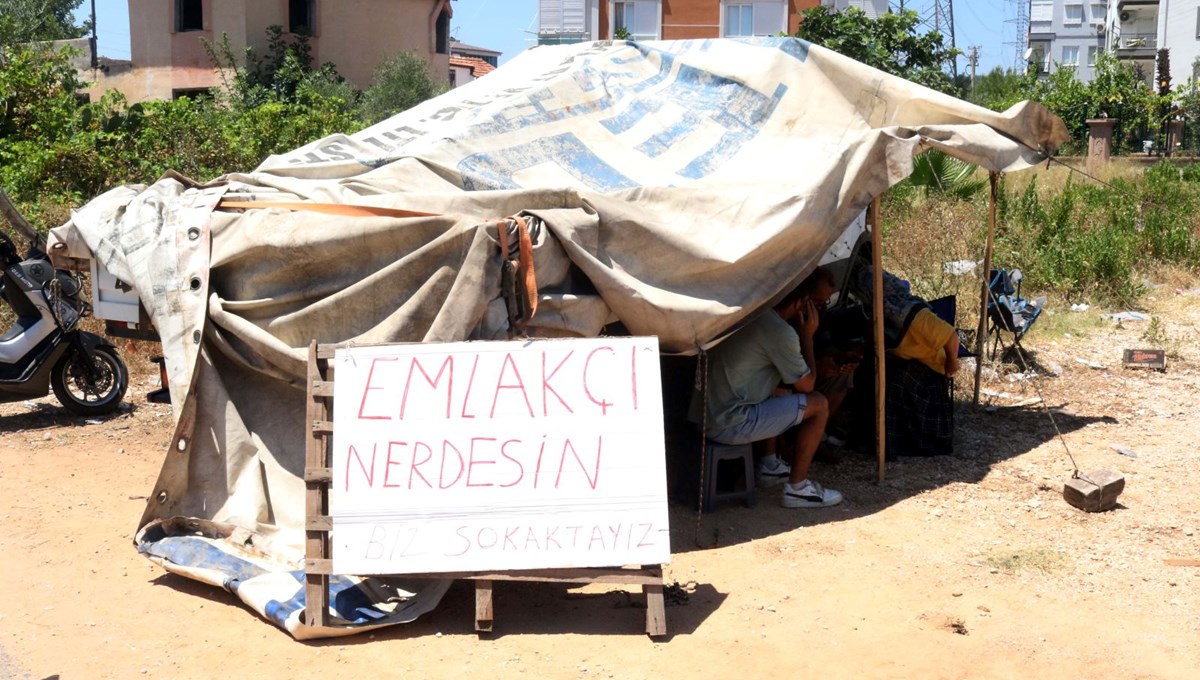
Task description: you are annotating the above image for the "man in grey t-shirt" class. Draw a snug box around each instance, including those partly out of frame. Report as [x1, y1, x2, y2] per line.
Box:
[697, 272, 843, 508]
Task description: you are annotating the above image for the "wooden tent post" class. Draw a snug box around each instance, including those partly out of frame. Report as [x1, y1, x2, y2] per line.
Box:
[973, 172, 1000, 406]
[869, 196, 886, 483]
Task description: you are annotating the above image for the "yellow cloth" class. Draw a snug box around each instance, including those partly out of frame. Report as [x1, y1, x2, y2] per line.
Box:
[891, 308, 955, 375]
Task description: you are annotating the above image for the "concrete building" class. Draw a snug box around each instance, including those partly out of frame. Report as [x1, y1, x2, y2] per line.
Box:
[89, 0, 454, 102]
[1026, 0, 1109, 82]
[449, 40, 500, 88]
[1106, 0, 1200, 86]
[537, 0, 843, 45]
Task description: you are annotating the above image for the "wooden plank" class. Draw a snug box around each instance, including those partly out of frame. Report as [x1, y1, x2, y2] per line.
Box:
[643, 583, 666, 637]
[475, 580, 494, 633]
[307, 515, 333, 531]
[974, 172, 999, 406]
[1165, 558, 1200, 567]
[312, 419, 334, 434]
[317, 344, 339, 360]
[304, 340, 331, 627]
[311, 380, 334, 397]
[304, 467, 332, 483]
[408, 566, 663, 585]
[305, 558, 334, 575]
[869, 196, 886, 483]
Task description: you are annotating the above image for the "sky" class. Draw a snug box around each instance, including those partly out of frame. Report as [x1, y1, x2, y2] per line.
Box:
[74, 0, 1022, 74]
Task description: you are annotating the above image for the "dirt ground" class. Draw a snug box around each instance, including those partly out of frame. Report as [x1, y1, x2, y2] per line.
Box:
[2, 289, 1199, 680]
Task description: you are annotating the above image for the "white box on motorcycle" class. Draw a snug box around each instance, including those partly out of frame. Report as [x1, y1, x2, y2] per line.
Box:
[88, 257, 141, 324]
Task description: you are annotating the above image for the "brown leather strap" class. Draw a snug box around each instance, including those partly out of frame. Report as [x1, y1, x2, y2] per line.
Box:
[494, 218, 510, 260]
[216, 200, 440, 219]
[511, 215, 538, 323]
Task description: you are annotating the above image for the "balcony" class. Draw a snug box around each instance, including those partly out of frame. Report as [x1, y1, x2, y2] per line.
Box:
[1115, 31, 1157, 58]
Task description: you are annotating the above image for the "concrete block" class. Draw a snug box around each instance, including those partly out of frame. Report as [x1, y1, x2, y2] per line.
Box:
[1062, 470, 1125, 512]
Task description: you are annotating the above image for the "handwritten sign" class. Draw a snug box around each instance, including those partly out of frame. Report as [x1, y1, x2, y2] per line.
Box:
[329, 337, 670, 575]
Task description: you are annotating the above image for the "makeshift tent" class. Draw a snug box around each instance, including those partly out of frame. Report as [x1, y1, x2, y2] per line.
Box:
[48, 37, 1067, 638]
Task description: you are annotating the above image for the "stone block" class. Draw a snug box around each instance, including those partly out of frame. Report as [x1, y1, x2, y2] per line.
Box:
[1062, 470, 1125, 512]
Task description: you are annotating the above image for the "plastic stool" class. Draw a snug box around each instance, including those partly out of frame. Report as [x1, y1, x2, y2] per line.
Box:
[701, 440, 757, 513]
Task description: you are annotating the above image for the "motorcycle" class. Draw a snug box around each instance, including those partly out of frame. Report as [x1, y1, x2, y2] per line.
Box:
[0, 227, 129, 415]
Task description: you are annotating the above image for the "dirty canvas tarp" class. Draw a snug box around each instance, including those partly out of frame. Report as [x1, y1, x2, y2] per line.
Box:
[49, 38, 1067, 638]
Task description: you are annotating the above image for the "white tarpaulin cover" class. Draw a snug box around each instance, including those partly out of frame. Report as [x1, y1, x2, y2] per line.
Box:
[49, 37, 1066, 638]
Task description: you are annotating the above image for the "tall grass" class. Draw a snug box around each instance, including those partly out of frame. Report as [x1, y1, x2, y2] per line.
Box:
[882, 159, 1200, 308]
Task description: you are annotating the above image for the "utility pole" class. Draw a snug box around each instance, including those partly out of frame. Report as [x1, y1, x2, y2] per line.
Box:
[90, 0, 98, 69]
[969, 45, 980, 91]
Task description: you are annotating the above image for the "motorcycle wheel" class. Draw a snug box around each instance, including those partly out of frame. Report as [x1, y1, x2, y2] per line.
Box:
[51, 346, 129, 416]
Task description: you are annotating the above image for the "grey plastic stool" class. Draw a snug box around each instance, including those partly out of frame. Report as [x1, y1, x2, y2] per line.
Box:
[701, 440, 757, 513]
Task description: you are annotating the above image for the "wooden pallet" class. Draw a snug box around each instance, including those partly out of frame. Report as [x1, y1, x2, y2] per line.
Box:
[303, 341, 666, 637]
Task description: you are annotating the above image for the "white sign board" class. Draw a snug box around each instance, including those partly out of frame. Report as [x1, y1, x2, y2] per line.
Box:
[330, 336, 671, 575]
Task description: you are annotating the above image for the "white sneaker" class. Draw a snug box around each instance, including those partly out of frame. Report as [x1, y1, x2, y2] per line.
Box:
[756, 457, 791, 487]
[781, 479, 843, 508]
[823, 433, 847, 448]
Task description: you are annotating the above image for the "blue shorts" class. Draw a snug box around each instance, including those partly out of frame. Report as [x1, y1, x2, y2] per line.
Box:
[707, 393, 808, 446]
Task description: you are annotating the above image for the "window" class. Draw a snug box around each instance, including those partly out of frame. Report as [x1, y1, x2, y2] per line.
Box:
[1029, 42, 1050, 73]
[1090, 3, 1107, 21]
[1064, 4, 1083, 24]
[726, 4, 753, 36]
[176, 0, 203, 32]
[289, 0, 315, 35]
[1087, 45, 1098, 66]
[172, 88, 211, 101]
[722, 2, 786, 38]
[612, 1, 658, 41]
[1196, 8, 1200, 39]
[436, 6, 451, 54]
[1061, 46, 1079, 67]
[1030, 1, 1052, 23]
[541, 0, 588, 35]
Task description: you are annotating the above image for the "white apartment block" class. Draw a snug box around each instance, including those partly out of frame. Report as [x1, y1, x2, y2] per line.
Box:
[1027, 0, 1110, 82]
[1104, 0, 1200, 86]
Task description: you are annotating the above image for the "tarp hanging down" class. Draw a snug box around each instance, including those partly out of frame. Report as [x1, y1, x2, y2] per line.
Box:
[49, 37, 1066, 638]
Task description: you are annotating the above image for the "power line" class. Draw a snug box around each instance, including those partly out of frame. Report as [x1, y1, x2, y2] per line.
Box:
[932, 0, 958, 79]
[1005, 0, 1029, 70]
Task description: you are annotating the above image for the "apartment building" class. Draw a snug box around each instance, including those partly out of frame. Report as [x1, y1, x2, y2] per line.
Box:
[94, 0, 453, 102]
[1106, 0, 1200, 85]
[449, 40, 500, 88]
[1027, 0, 1109, 82]
[538, 0, 887, 45]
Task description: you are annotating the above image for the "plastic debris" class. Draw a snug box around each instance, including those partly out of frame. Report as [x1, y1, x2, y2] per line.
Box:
[943, 260, 978, 276]
[1069, 303, 1090, 312]
[1104, 311, 1150, 322]
[1074, 358, 1105, 369]
[1110, 445, 1139, 458]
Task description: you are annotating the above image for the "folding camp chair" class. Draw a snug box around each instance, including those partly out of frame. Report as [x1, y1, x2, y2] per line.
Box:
[985, 268, 1043, 361]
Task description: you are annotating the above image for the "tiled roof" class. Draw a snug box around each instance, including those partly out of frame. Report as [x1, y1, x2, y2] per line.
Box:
[449, 55, 496, 78]
[450, 40, 501, 56]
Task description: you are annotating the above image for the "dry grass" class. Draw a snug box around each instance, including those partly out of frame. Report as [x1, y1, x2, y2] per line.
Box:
[985, 547, 1068, 575]
[882, 197, 988, 332]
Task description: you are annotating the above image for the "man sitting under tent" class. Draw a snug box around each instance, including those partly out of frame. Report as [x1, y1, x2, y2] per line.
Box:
[693, 274, 843, 509]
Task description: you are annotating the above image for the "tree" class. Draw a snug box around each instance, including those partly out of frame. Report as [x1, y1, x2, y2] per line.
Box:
[794, 6, 960, 95]
[968, 66, 1032, 113]
[359, 52, 447, 125]
[0, 0, 88, 46]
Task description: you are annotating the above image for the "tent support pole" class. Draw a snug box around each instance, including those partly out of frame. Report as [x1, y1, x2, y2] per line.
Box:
[869, 196, 885, 483]
[973, 172, 999, 406]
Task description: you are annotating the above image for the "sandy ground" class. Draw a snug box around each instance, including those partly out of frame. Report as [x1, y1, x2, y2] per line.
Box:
[2, 292, 1199, 680]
